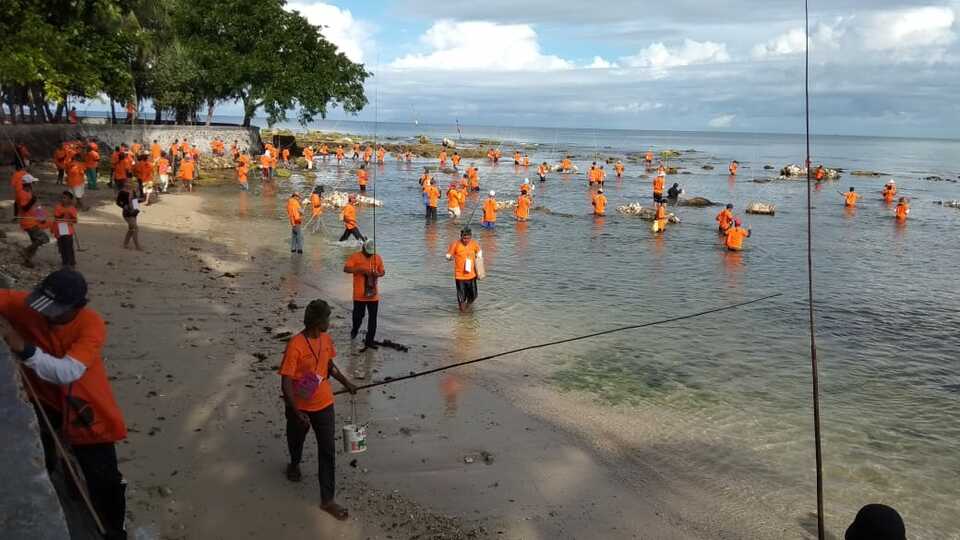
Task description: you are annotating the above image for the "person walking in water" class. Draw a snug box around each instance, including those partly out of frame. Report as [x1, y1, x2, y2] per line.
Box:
[515, 190, 531, 222]
[882, 181, 897, 204]
[592, 189, 607, 216]
[279, 299, 357, 521]
[667, 182, 683, 204]
[446, 227, 483, 312]
[844, 187, 859, 207]
[424, 180, 440, 222]
[287, 192, 304, 254]
[338, 195, 366, 242]
[894, 197, 909, 221]
[343, 240, 385, 350]
[716, 203, 734, 234]
[481, 191, 497, 229]
[724, 218, 751, 251]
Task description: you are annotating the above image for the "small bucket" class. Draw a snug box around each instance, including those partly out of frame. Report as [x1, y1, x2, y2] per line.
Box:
[342, 397, 367, 454]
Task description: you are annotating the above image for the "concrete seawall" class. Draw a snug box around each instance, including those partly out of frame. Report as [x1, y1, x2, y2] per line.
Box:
[0, 124, 262, 162]
[0, 344, 72, 540]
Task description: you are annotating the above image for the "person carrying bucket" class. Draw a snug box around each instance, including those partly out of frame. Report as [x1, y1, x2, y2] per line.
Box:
[279, 299, 357, 521]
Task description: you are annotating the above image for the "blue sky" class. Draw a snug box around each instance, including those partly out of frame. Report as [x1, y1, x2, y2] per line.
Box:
[268, 0, 960, 138]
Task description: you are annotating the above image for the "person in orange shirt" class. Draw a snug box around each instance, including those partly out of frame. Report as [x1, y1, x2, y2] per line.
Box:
[598, 165, 607, 188]
[376, 146, 386, 164]
[51, 192, 79, 268]
[16, 175, 50, 266]
[716, 204, 734, 234]
[654, 201, 669, 233]
[302, 146, 315, 170]
[54, 144, 68, 184]
[522, 153, 530, 167]
[843, 187, 859, 207]
[481, 191, 497, 229]
[112, 150, 132, 191]
[587, 163, 598, 185]
[335, 145, 345, 163]
[519, 178, 533, 196]
[814, 165, 826, 181]
[515, 190, 531, 222]
[438, 149, 448, 168]
[130, 141, 142, 157]
[259, 150, 273, 179]
[133, 154, 154, 202]
[282, 147, 291, 166]
[65, 154, 88, 210]
[319, 143, 329, 159]
[357, 165, 369, 192]
[231, 140, 240, 161]
[592, 189, 607, 216]
[452, 152, 461, 168]
[150, 139, 161, 162]
[537, 162, 548, 183]
[424, 180, 441, 222]
[338, 194, 366, 242]
[68, 106, 78, 124]
[1, 269, 129, 538]
[724, 219, 751, 251]
[645, 150, 654, 165]
[169, 139, 181, 176]
[513, 151, 521, 165]
[653, 173, 666, 203]
[561, 157, 572, 172]
[177, 154, 196, 192]
[157, 151, 171, 193]
[308, 185, 324, 232]
[894, 197, 909, 221]
[728, 160, 739, 176]
[351, 143, 360, 160]
[446, 227, 483, 311]
[236, 159, 249, 191]
[363, 145, 373, 163]
[468, 166, 480, 191]
[83, 143, 100, 190]
[278, 299, 356, 520]
[615, 160, 625, 179]
[493, 148, 502, 163]
[447, 183, 463, 219]
[882, 181, 897, 204]
[403, 149, 412, 162]
[287, 192, 304, 254]
[344, 240, 385, 348]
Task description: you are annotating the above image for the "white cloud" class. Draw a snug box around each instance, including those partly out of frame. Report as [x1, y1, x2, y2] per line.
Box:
[286, 2, 372, 63]
[860, 6, 956, 51]
[622, 39, 730, 69]
[587, 56, 618, 69]
[390, 20, 574, 71]
[612, 101, 664, 113]
[708, 114, 735, 128]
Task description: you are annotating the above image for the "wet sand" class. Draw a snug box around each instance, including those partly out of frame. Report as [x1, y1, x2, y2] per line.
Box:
[3, 162, 806, 539]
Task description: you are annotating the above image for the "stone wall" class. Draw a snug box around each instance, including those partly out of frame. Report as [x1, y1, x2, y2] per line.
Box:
[0, 344, 72, 540]
[0, 123, 262, 162]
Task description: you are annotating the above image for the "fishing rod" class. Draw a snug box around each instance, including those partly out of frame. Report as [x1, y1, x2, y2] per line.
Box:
[335, 292, 782, 395]
[803, 0, 825, 538]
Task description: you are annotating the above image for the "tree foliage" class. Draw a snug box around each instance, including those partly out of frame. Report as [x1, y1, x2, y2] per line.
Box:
[0, 0, 370, 124]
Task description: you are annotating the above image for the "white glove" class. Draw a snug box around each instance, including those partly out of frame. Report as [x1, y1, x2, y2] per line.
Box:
[445, 254, 452, 260]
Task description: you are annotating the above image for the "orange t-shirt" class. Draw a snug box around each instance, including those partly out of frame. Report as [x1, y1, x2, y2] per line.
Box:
[729, 163, 738, 175]
[452, 154, 461, 166]
[259, 154, 272, 168]
[725, 227, 749, 250]
[237, 164, 248, 182]
[426, 185, 440, 208]
[645, 152, 654, 162]
[150, 143, 161, 160]
[344, 252, 385, 301]
[84, 150, 100, 170]
[310, 193, 322, 216]
[883, 188, 896, 203]
[342, 204, 358, 229]
[447, 188, 462, 210]
[157, 158, 170, 175]
[303, 148, 314, 160]
[515, 194, 531, 219]
[537, 164, 547, 177]
[562, 159, 572, 170]
[615, 163, 624, 175]
[357, 169, 368, 186]
[66, 161, 86, 187]
[177, 159, 195, 180]
[844, 192, 859, 207]
[593, 194, 607, 215]
[113, 158, 131, 180]
[653, 176, 665, 194]
[716, 209, 733, 230]
[895, 203, 909, 220]
[286, 197, 302, 225]
[131, 143, 142, 156]
[0, 290, 126, 444]
[446, 240, 481, 281]
[482, 198, 497, 222]
[133, 160, 153, 181]
[52, 204, 78, 237]
[282, 149, 290, 160]
[279, 333, 336, 412]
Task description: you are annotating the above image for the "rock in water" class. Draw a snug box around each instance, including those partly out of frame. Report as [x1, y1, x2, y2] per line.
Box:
[780, 164, 841, 180]
[851, 170, 883, 176]
[322, 190, 383, 208]
[442, 138, 456, 148]
[702, 165, 715, 170]
[746, 202, 776, 215]
[763, 165, 775, 170]
[677, 197, 716, 207]
[616, 203, 680, 223]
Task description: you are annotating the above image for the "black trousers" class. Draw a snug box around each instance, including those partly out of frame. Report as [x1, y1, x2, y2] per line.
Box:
[338, 227, 365, 242]
[425, 206, 438, 221]
[456, 278, 478, 305]
[57, 235, 76, 266]
[285, 404, 336, 503]
[351, 300, 379, 344]
[34, 405, 127, 539]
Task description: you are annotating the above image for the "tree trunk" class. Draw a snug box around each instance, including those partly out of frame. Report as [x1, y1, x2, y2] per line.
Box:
[53, 101, 64, 123]
[154, 104, 162, 124]
[241, 95, 257, 127]
[205, 99, 215, 126]
[31, 86, 49, 122]
[110, 99, 116, 123]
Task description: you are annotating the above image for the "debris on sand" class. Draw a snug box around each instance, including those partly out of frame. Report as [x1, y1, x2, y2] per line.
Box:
[780, 164, 841, 180]
[322, 191, 383, 208]
[616, 203, 681, 223]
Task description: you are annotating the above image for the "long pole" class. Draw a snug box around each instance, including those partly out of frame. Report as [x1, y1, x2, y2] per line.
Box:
[804, 1, 826, 538]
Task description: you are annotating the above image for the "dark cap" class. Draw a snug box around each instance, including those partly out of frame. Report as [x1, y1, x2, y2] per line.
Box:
[303, 299, 331, 328]
[845, 504, 905, 540]
[27, 270, 88, 319]
[460, 227, 473, 237]
[726, 203, 734, 209]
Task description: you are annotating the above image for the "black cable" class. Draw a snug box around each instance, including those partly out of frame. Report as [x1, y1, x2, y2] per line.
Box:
[335, 292, 782, 395]
[804, 2, 826, 539]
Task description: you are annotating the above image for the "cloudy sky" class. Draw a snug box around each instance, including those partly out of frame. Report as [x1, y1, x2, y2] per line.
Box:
[280, 0, 960, 138]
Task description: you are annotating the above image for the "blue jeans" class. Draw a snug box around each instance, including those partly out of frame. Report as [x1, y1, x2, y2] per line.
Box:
[290, 226, 303, 251]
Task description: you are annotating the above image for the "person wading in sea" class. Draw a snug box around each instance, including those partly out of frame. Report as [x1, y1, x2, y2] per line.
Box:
[343, 240, 385, 350]
[446, 227, 483, 312]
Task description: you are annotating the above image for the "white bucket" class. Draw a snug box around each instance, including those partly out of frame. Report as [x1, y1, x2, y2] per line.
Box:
[342, 424, 367, 454]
